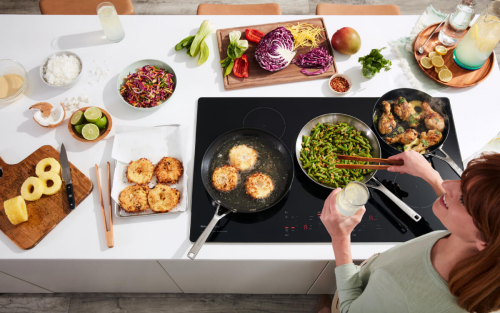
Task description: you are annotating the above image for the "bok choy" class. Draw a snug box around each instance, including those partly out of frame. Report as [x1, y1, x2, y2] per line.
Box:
[175, 20, 214, 66]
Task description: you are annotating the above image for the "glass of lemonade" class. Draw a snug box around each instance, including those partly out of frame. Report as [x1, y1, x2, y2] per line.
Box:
[336, 181, 369, 217]
[454, 0, 500, 70]
[97, 2, 125, 43]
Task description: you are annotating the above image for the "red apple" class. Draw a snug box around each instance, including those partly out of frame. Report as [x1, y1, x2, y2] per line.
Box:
[331, 27, 361, 55]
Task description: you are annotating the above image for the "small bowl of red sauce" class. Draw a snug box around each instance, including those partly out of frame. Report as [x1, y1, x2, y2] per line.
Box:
[328, 74, 352, 95]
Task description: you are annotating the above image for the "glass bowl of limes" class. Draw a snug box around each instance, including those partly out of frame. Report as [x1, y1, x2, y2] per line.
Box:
[68, 107, 112, 143]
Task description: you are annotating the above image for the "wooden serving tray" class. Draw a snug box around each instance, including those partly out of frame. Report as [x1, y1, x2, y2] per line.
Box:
[0, 145, 93, 250]
[414, 22, 495, 88]
[217, 18, 337, 90]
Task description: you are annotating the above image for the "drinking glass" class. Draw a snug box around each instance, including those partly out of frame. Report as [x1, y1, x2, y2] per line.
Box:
[454, 0, 500, 70]
[97, 2, 125, 43]
[336, 181, 369, 217]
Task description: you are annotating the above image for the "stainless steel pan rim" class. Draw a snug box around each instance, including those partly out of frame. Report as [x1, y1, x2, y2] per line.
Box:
[295, 113, 422, 223]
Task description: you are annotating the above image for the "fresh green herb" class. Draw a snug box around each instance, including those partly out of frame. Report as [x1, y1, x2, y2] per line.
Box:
[358, 47, 392, 79]
[397, 97, 406, 104]
[220, 31, 249, 77]
[435, 118, 440, 123]
[373, 115, 379, 123]
[397, 126, 404, 133]
[422, 139, 429, 147]
[409, 114, 419, 126]
[435, 131, 441, 135]
[175, 20, 214, 66]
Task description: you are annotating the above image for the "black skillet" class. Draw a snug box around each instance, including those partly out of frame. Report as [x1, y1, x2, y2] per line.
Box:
[187, 128, 294, 260]
[372, 88, 463, 177]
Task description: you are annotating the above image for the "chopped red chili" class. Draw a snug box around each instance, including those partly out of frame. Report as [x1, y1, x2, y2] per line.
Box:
[330, 77, 350, 93]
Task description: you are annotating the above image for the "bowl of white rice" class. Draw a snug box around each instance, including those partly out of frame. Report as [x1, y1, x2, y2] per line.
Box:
[40, 51, 83, 88]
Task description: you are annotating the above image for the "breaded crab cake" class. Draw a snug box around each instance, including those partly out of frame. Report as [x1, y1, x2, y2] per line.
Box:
[246, 173, 274, 199]
[119, 185, 149, 212]
[229, 144, 258, 171]
[148, 184, 180, 212]
[155, 157, 184, 184]
[212, 165, 239, 192]
[126, 158, 154, 185]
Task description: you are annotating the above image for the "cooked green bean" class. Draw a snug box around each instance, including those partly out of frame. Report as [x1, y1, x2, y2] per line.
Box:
[300, 122, 373, 188]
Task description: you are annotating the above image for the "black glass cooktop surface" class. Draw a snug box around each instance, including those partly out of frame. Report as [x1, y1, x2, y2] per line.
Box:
[190, 98, 463, 243]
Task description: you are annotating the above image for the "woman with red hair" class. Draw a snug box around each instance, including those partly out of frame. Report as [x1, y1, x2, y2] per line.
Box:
[318, 151, 500, 313]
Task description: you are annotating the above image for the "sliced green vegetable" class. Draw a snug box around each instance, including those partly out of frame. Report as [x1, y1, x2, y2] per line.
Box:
[190, 20, 215, 57]
[198, 41, 210, 65]
[175, 36, 194, 51]
[175, 20, 214, 66]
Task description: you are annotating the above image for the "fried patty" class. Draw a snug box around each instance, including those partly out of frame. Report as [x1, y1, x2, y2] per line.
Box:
[119, 185, 149, 212]
[155, 157, 184, 184]
[126, 158, 154, 185]
[229, 145, 258, 171]
[148, 183, 180, 212]
[246, 173, 274, 199]
[212, 165, 239, 192]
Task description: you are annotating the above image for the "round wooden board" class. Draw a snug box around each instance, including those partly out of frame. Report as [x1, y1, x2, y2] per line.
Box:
[413, 22, 495, 88]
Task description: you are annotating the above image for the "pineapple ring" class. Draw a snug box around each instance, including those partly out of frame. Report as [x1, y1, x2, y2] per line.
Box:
[38, 172, 62, 196]
[36, 157, 61, 177]
[20, 177, 45, 201]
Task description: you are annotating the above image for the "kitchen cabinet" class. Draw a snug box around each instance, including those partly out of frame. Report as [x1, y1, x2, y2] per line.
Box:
[0, 271, 51, 293]
[308, 260, 364, 294]
[159, 260, 328, 294]
[0, 260, 182, 293]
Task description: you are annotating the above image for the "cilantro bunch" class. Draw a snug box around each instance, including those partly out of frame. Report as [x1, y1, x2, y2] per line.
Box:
[358, 47, 392, 79]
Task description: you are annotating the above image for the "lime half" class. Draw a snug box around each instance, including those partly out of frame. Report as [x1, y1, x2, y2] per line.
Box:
[71, 111, 85, 125]
[94, 116, 108, 130]
[84, 107, 102, 123]
[74, 124, 85, 134]
[82, 124, 100, 141]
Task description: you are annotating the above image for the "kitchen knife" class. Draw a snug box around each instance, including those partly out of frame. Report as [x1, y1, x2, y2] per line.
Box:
[60, 144, 75, 210]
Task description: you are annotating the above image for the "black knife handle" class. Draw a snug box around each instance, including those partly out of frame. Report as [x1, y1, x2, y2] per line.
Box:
[66, 184, 76, 210]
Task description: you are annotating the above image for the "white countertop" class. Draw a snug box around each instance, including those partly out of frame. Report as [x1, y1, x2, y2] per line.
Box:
[0, 15, 498, 260]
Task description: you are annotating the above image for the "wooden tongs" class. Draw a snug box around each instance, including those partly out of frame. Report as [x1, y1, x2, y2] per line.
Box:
[95, 162, 114, 248]
[335, 155, 404, 170]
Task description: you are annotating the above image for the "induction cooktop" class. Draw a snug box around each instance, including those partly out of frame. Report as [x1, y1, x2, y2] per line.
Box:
[190, 98, 463, 243]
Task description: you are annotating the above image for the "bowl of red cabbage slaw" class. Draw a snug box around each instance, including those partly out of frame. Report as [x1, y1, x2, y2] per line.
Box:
[117, 59, 176, 110]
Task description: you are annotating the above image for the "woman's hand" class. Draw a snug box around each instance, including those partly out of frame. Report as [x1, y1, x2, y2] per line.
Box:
[387, 150, 445, 196]
[321, 188, 365, 240]
[321, 188, 365, 266]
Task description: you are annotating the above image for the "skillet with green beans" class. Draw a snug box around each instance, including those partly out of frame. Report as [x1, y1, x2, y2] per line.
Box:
[300, 122, 373, 188]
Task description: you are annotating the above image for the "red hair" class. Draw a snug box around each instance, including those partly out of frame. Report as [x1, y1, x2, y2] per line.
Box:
[449, 152, 500, 313]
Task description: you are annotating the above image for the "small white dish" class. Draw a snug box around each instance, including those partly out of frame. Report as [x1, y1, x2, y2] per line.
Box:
[40, 51, 83, 88]
[328, 73, 352, 95]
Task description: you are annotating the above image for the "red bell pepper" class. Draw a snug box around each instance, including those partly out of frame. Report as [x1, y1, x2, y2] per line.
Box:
[245, 28, 265, 43]
[233, 55, 249, 78]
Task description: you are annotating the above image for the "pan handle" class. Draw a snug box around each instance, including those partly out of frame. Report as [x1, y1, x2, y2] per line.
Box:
[187, 203, 232, 260]
[368, 177, 422, 223]
[429, 148, 463, 177]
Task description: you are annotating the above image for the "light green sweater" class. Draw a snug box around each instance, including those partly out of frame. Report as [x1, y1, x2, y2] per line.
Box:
[335, 231, 466, 313]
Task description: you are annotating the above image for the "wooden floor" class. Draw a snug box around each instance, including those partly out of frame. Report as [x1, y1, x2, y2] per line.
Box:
[0, 0, 499, 312]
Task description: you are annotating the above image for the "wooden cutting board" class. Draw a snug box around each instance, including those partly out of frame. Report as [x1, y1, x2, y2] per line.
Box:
[217, 18, 337, 90]
[413, 22, 495, 88]
[0, 145, 93, 250]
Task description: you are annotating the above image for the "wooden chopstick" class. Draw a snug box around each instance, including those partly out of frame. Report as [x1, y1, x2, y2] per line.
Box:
[335, 164, 391, 170]
[95, 163, 114, 248]
[337, 155, 404, 165]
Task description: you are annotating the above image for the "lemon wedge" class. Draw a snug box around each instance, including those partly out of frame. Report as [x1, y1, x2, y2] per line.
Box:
[431, 56, 445, 67]
[435, 45, 448, 56]
[428, 51, 438, 58]
[420, 57, 433, 69]
[484, 15, 500, 23]
[468, 24, 479, 40]
[435, 65, 448, 74]
[478, 40, 496, 53]
[439, 69, 453, 82]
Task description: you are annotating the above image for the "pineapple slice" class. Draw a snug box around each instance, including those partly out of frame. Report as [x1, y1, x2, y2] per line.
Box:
[20, 177, 45, 201]
[3, 196, 28, 225]
[38, 172, 62, 195]
[36, 157, 61, 177]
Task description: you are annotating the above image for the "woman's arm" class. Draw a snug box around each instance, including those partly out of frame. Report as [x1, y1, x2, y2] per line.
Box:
[387, 150, 445, 196]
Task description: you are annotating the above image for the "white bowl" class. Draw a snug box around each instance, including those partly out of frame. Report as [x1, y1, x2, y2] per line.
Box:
[40, 51, 83, 88]
[0, 59, 29, 103]
[117, 59, 177, 111]
[328, 73, 352, 95]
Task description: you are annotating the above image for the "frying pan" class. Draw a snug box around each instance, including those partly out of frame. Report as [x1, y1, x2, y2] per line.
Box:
[188, 128, 294, 260]
[372, 88, 463, 177]
[295, 113, 422, 222]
